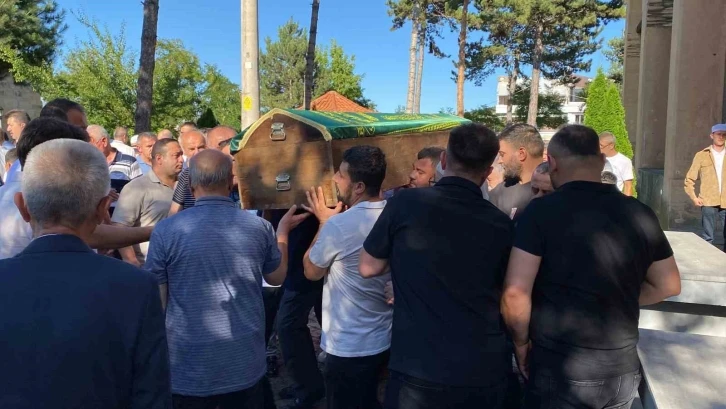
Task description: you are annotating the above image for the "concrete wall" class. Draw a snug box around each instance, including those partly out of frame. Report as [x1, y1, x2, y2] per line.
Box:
[663, 0, 726, 230]
[622, 0, 642, 147]
[0, 74, 42, 128]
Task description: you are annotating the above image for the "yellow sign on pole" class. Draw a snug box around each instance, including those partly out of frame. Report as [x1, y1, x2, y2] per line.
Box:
[243, 96, 253, 112]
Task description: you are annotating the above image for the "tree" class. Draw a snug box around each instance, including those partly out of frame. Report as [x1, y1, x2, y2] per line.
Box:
[511, 81, 567, 130]
[303, 0, 320, 109]
[584, 69, 632, 158]
[196, 107, 219, 128]
[135, 0, 160, 133]
[0, 0, 66, 75]
[201, 64, 242, 130]
[464, 105, 505, 131]
[603, 35, 624, 86]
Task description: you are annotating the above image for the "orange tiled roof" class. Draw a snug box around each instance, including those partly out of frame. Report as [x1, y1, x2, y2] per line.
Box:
[303, 91, 374, 113]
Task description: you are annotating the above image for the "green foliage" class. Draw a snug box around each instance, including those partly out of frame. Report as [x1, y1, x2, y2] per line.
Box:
[511, 81, 567, 129]
[196, 107, 219, 128]
[260, 20, 372, 111]
[603, 36, 624, 86]
[0, 17, 239, 133]
[0, 0, 66, 75]
[464, 105, 505, 131]
[584, 69, 632, 158]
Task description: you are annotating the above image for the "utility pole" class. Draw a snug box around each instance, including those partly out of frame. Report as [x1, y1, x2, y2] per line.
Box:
[241, 0, 260, 129]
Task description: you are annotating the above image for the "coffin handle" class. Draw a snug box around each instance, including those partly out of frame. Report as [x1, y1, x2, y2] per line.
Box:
[270, 122, 286, 141]
[275, 173, 291, 191]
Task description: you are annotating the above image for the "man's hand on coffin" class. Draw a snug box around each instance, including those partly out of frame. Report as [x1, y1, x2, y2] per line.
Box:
[301, 186, 343, 225]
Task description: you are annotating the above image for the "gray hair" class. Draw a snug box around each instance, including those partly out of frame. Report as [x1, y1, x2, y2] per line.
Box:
[189, 151, 232, 190]
[137, 131, 158, 142]
[601, 171, 618, 185]
[22, 139, 110, 229]
[599, 131, 616, 145]
[87, 125, 109, 142]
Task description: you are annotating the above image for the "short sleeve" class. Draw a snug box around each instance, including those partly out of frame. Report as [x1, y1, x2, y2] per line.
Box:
[111, 184, 143, 227]
[173, 170, 189, 205]
[144, 227, 169, 285]
[262, 220, 282, 275]
[129, 161, 143, 180]
[512, 202, 543, 256]
[621, 156, 634, 181]
[309, 220, 344, 269]
[363, 197, 397, 259]
[638, 205, 674, 262]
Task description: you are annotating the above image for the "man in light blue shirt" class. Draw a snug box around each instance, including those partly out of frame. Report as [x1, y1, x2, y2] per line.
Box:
[145, 150, 308, 408]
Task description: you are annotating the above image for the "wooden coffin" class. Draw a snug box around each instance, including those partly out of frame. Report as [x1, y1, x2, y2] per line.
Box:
[231, 109, 470, 209]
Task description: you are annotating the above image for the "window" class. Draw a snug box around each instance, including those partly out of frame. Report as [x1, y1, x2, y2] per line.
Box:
[498, 95, 510, 105]
[574, 114, 584, 124]
[569, 87, 584, 103]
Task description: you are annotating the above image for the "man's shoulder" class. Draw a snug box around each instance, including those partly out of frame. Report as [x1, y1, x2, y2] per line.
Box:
[115, 152, 137, 164]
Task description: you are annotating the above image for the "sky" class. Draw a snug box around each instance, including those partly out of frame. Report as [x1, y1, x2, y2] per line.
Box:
[54, 0, 625, 114]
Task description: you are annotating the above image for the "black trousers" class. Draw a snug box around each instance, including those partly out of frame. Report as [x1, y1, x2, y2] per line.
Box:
[263, 286, 284, 344]
[384, 371, 507, 409]
[524, 369, 642, 409]
[276, 287, 325, 402]
[172, 378, 263, 409]
[324, 350, 389, 409]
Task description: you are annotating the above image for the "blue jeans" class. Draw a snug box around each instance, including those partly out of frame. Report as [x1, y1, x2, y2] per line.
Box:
[524, 370, 641, 409]
[701, 206, 726, 249]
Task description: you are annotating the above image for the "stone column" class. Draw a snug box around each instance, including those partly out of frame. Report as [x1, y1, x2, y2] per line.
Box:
[635, 0, 672, 170]
[622, 0, 642, 147]
[663, 0, 726, 230]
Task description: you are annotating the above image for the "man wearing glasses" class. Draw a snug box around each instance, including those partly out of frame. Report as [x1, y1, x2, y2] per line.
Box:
[685, 124, 726, 249]
[599, 131, 634, 196]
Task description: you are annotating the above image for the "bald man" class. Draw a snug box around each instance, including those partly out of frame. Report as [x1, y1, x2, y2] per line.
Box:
[169, 126, 238, 216]
[158, 129, 174, 140]
[179, 130, 206, 164]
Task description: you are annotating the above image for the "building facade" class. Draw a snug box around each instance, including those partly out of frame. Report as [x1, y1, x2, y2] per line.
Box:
[0, 74, 43, 129]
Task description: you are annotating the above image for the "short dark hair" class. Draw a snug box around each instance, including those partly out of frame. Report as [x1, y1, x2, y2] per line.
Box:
[40, 98, 85, 116]
[38, 105, 69, 122]
[5, 148, 18, 166]
[417, 146, 445, 164]
[151, 138, 179, 160]
[342, 145, 387, 196]
[17, 117, 90, 168]
[498, 123, 544, 158]
[3, 109, 31, 124]
[446, 123, 500, 172]
[549, 125, 601, 158]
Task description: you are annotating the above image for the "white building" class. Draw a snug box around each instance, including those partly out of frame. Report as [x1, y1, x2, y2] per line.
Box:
[494, 75, 590, 138]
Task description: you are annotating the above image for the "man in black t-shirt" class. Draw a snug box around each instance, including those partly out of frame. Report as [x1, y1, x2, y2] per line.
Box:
[502, 125, 681, 409]
[489, 124, 544, 219]
[360, 123, 513, 409]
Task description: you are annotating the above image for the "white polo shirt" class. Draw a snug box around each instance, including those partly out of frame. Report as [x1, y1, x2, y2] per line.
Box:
[309, 200, 393, 358]
[0, 164, 32, 259]
[606, 153, 634, 192]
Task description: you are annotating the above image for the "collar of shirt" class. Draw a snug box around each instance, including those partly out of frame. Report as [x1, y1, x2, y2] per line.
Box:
[349, 200, 387, 211]
[147, 169, 173, 188]
[558, 180, 619, 193]
[195, 196, 235, 208]
[5, 160, 21, 183]
[435, 176, 483, 197]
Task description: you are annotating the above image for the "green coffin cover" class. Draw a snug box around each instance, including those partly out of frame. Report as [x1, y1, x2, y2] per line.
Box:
[230, 109, 470, 153]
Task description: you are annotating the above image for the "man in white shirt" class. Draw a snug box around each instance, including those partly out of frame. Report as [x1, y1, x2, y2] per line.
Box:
[111, 126, 136, 157]
[599, 131, 634, 196]
[302, 146, 392, 409]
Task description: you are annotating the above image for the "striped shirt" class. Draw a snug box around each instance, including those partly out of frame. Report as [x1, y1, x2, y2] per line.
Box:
[109, 150, 142, 181]
[144, 196, 281, 395]
[173, 168, 242, 209]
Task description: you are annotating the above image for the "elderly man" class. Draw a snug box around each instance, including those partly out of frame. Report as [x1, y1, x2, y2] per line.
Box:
[170, 125, 237, 215]
[0, 139, 170, 407]
[112, 126, 136, 156]
[112, 139, 184, 267]
[135, 132, 158, 175]
[599, 131, 634, 196]
[158, 129, 174, 140]
[145, 150, 307, 409]
[502, 125, 680, 409]
[360, 123, 513, 409]
[0, 117, 153, 260]
[1, 110, 30, 182]
[302, 146, 392, 409]
[490, 123, 545, 219]
[88, 124, 142, 182]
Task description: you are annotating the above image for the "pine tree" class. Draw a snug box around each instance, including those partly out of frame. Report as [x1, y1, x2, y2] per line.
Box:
[583, 69, 632, 158]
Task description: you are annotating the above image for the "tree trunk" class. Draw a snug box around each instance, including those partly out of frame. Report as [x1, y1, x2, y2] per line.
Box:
[134, 0, 159, 133]
[456, 0, 468, 117]
[406, 2, 420, 114]
[506, 53, 519, 124]
[413, 25, 425, 114]
[527, 23, 544, 126]
[303, 0, 320, 110]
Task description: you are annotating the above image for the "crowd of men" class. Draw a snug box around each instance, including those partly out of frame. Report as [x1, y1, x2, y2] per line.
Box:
[0, 98, 693, 409]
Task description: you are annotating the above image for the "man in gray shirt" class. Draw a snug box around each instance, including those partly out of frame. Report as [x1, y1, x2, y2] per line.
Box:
[112, 139, 184, 266]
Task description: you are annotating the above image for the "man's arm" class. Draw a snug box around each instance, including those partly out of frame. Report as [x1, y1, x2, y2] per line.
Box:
[359, 249, 389, 278]
[131, 277, 172, 409]
[87, 224, 152, 250]
[264, 206, 310, 286]
[300, 186, 343, 282]
[684, 154, 703, 206]
[639, 256, 681, 306]
[110, 187, 143, 265]
[168, 202, 182, 217]
[168, 170, 189, 216]
[623, 180, 634, 197]
[303, 229, 328, 281]
[501, 247, 541, 379]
